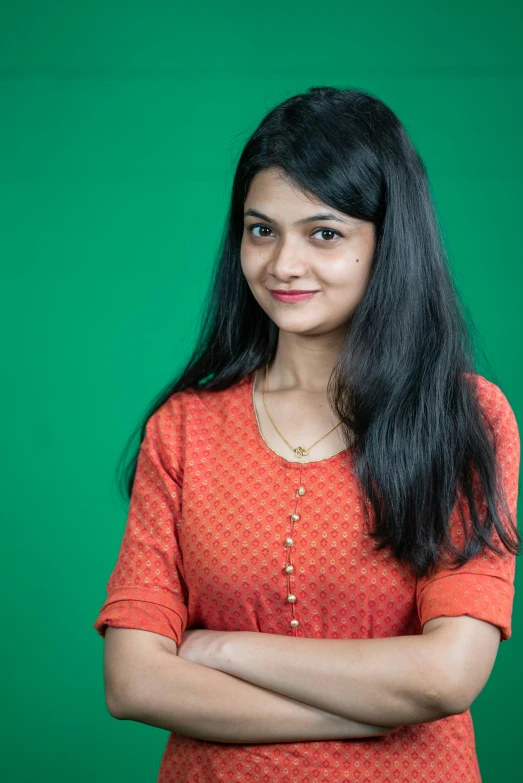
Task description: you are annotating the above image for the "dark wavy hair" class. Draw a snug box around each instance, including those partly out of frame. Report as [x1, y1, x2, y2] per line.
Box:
[115, 85, 520, 580]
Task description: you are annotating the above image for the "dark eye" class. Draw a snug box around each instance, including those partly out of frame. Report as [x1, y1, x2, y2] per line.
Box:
[312, 229, 341, 242]
[248, 225, 274, 238]
[247, 224, 342, 242]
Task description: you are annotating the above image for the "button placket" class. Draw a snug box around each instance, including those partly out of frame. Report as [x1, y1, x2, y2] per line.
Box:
[284, 477, 306, 632]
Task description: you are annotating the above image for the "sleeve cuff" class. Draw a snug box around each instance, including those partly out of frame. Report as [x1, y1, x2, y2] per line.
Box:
[417, 571, 514, 642]
[93, 588, 188, 646]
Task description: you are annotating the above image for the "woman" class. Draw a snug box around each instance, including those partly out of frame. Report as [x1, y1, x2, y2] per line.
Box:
[94, 86, 520, 782]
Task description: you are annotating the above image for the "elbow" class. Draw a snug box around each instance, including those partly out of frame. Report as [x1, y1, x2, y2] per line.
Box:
[440, 687, 472, 718]
[413, 674, 467, 722]
[105, 686, 130, 720]
[417, 643, 472, 719]
[434, 674, 472, 718]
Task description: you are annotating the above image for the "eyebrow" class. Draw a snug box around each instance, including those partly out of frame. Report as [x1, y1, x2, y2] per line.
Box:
[243, 208, 350, 226]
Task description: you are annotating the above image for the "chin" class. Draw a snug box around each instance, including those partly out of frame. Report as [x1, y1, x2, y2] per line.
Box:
[275, 320, 323, 335]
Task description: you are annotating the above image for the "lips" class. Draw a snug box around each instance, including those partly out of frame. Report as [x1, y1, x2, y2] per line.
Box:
[269, 290, 319, 302]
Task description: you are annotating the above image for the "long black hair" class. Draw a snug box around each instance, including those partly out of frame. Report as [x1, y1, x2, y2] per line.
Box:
[115, 85, 520, 580]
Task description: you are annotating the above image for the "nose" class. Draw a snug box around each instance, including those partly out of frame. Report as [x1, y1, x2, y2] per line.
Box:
[268, 237, 308, 279]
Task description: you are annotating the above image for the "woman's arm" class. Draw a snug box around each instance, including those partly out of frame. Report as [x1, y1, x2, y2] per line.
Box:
[177, 628, 454, 728]
[115, 648, 399, 743]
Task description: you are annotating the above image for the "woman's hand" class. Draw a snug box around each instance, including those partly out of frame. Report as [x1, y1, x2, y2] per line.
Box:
[177, 628, 227, 668]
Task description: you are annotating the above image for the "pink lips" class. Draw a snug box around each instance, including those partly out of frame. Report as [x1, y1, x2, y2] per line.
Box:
[269, 290, 319, 302]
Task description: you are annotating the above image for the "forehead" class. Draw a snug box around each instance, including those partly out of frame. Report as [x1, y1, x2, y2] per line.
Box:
[246, 168, 317, 204]
[245, 168, 351, 222]
[244, 169, 366, 230]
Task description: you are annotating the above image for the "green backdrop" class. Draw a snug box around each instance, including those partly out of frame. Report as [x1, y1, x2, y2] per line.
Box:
[2, 1, 521, 781]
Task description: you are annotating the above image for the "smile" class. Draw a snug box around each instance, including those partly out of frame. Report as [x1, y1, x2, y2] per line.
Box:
[269, 291, 319, 302]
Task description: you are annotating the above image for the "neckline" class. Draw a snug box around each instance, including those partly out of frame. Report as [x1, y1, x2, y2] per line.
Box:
[244, 370, 353, 469]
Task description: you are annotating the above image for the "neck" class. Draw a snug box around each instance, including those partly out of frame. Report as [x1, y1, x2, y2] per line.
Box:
[266, 329, 346, 392]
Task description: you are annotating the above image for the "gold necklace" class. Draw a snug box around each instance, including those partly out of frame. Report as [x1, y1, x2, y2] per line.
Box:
[262, 362, 343, 459]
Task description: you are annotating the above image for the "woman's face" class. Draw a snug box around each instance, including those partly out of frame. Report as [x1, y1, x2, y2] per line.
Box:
[241, 167, 376, 338]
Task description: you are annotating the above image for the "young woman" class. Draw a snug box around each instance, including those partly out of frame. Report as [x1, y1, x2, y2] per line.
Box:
[94, 86, 520, 783]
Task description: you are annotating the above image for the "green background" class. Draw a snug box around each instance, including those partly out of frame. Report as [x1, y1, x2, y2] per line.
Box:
[2, 1, 521, 780]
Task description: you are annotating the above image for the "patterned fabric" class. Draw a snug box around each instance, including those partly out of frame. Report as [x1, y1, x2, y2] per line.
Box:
[93, 371, 520, 783]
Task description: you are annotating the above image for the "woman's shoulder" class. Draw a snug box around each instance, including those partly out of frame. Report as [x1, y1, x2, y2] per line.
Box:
[141, 374, 252, 469]
[148, 373, 252, 431]
[464, 372, 519, 438]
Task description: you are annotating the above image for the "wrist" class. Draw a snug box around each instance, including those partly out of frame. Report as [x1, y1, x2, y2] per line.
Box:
[211, 630, 236, 671]
[209, 630, 230, 669]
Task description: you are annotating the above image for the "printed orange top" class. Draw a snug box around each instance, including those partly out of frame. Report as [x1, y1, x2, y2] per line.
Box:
[94, 370, 520, 783]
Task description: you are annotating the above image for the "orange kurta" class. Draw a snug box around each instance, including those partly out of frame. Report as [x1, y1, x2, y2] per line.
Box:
[94, 371, 520, 783]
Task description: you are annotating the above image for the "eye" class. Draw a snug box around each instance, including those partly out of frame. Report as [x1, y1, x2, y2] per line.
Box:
[247, 224, 274, 239]
[311, 228, 342, 242]
[246, 224, 342, 242]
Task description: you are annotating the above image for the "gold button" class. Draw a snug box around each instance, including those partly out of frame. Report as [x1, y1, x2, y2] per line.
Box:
[290, 513, 300, 522]
[285, 537, 294, 546]
[287, 594, 297, 603]
[297, 487, 305, 496]
[290, 619, 299, 627]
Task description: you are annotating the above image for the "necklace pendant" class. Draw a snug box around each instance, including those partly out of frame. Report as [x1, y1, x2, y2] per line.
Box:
[294, 445, 309, 458]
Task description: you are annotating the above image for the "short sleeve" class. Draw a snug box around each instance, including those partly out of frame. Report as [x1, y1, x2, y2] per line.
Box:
[93, 400, 188, 646]
[416, 378, 520, 642]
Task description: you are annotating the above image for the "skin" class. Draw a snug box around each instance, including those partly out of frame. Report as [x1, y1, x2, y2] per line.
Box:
[240, 166, 376, 460]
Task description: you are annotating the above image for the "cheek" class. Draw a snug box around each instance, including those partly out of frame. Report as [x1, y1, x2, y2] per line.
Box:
[319, 256, 364, 286]
[240, 246, 264, 282]
[320, 260, 372, 307]
[239, 244, 252, 278]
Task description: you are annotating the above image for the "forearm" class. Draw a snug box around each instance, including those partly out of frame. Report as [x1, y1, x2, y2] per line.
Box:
[115, 650, 397, 743]
[211, 631, 452, 728]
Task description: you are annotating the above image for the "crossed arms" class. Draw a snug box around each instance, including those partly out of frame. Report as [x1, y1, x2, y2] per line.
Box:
[104, 614, 501, 743]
